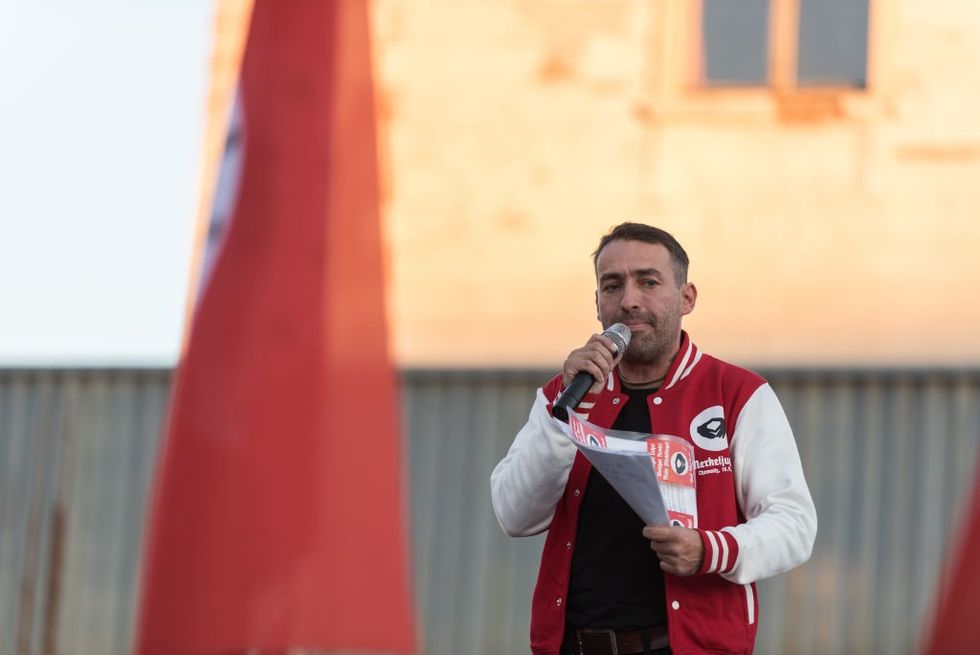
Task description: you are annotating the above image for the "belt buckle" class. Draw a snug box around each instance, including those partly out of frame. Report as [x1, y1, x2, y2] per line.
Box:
[577, 628, 618, 655]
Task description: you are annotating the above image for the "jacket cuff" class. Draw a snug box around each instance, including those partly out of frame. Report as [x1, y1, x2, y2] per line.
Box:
[696, 528, 740, 575]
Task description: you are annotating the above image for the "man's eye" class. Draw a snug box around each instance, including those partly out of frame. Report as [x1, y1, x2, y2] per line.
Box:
[602, 284, 621, 292]
[641, 279, 658, 287]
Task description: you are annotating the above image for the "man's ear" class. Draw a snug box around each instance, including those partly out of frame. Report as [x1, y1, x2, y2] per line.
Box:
[595, 290, 601, 322]
[681, 283, 697, 315]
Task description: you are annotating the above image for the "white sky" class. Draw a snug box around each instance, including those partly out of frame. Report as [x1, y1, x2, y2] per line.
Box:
[0, 0, 213, 366]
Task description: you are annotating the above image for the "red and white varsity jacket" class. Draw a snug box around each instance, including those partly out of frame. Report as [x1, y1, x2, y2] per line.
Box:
[491, 332, 817, 654]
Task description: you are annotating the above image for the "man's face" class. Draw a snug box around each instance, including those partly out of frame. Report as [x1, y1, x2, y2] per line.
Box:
[594, 239, 697, 364]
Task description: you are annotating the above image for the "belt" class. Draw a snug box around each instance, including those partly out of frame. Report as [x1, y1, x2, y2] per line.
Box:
[574, 626, 669, 655]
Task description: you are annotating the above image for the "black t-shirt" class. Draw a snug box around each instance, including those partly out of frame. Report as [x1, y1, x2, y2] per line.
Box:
[564, 384, 667, 633]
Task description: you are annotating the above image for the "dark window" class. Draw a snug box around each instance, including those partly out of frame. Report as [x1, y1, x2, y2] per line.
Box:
[700, 0, 869, 89]
[702, 0, 770, 86]
[797, 0, 869, 87]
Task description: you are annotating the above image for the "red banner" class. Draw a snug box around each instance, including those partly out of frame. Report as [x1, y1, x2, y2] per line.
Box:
[923, 463, 980, 654]
[135, 1, 415, 652]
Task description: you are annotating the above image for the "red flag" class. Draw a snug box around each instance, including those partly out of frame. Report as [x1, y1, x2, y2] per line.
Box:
[135, 1, 415, 652]
[923, 463, 980, 654]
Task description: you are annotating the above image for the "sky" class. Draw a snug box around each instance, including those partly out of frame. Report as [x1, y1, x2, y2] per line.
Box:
[0, 0, 213, 366]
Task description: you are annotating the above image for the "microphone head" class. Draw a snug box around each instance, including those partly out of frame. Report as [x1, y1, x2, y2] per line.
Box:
[602, 323, 632, 355]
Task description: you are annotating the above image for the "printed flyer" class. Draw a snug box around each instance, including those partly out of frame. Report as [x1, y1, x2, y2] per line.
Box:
[556, 414, 698, 527]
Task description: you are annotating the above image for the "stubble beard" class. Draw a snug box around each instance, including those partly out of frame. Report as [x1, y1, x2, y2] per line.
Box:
[617, 313, 682, 366]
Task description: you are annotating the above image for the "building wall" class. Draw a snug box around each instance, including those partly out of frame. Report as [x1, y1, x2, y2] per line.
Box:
[195, 1, 980, 368]
[1, 368, 977, 654]
[370, 0, 980, 367]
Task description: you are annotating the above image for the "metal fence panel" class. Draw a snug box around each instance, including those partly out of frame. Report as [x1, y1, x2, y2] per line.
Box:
[0, 368, 977, 655]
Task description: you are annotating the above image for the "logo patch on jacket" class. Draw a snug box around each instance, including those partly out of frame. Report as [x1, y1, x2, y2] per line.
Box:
[690, 405, 728, 451]
[697, 418, 725, 440]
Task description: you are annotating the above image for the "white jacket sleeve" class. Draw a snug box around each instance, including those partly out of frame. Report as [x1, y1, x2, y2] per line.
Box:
[721, 383, 817, 584]
[490, 388, 578, 537]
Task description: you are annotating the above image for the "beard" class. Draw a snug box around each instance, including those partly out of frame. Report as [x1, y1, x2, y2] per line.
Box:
[610, 311, 681, 365]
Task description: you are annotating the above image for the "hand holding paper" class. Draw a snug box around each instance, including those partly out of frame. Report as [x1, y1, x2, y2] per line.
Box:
[642, 525, 704, 577]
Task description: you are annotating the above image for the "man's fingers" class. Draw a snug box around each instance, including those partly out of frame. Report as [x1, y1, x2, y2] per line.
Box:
[649, 540, 680, 555]
[566, 358, 606, 387]
[654, 552, 681, 574]
[642, 525, 675, 542]
[563, 342, 616, 387]
[580, 344, 615, 372]
[588, 335, 615, 358]
[594, 334, 624, 360]
[645, 527, 704, 577]
[649, 543, 684, 562]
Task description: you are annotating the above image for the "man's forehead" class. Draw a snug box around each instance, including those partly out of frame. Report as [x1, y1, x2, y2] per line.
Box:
[597, 266, 665, 280]
[595, 240, 672, 274]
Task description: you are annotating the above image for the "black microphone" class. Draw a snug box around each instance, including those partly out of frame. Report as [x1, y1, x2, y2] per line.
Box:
[552, 323, 632, 423]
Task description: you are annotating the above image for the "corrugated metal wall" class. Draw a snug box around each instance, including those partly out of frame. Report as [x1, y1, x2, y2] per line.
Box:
[0, 369, 170, 655]
[1, 368, 977, 655]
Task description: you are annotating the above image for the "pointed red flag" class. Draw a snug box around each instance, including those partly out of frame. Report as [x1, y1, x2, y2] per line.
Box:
[135, 1, 415, 652]
[923, 463, 980, 654]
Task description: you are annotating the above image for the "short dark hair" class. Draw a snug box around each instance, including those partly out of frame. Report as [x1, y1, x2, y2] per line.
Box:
[592, 222, 689, 285]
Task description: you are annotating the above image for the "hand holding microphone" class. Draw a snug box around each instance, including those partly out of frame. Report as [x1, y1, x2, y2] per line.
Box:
[552, 323, 631, 422]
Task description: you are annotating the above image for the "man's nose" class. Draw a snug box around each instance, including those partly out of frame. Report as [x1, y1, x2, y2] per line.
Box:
[620, 280, 642, 309]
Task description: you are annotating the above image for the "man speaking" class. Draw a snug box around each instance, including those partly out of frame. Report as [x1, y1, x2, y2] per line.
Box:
[491, 223, 817, 655]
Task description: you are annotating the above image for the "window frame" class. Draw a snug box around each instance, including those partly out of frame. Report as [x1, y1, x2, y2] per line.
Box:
[641, 0, 880, 123]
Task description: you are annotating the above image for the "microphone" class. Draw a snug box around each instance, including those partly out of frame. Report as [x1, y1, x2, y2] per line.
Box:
[552, 323, 631, 423]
